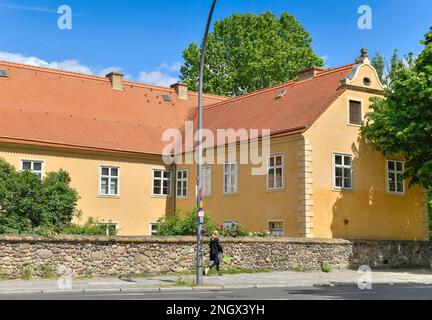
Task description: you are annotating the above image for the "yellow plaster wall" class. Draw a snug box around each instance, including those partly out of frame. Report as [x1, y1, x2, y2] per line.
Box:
[0, 144, 172, 236]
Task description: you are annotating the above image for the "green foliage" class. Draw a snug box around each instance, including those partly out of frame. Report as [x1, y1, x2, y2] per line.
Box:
[371, 52, 385, 84]
[180, 11, 323, 96]
[361, 27, 432, 190]
[62, 217, 118, 236]
[156, 209, 217, 236]
[0, 158, 79, 235]
[42, 264, 55, 279]
[20, 264, 33, 280]
[218, 221, 249, 237]
[320, 264, 331, 273]
[249, 230, 271, 237]
[428, 189, 432, 240]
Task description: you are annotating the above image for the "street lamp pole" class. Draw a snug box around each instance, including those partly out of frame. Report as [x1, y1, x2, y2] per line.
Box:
[196, 0, 217, 286]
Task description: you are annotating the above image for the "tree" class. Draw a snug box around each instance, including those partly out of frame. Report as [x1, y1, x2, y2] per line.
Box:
[0, 158, 80, 234]
[180, 11, 323, 96]
[361, 27, 432, 190]
[371, 52, 385, 84]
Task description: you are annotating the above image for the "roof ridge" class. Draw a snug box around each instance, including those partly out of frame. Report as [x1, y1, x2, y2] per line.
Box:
[203, 63, 355, 111]
[0, 60, 227, 100]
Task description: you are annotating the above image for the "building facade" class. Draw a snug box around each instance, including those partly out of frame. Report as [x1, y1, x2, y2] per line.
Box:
[0, 54, 428, 240]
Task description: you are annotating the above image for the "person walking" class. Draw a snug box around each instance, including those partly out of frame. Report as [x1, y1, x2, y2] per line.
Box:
[205, 231, 223, 276]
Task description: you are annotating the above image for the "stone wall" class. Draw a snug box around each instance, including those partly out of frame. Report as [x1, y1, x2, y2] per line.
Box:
[0, 235, 430, 279]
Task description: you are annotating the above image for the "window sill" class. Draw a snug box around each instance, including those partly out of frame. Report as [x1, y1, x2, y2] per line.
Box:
[332, 188, 353, 193]
[223, 192, 239, 197]
[386, 191, 406, 197]
[151, 195, 172, 199]
[98, 195, 121, 199]
[266, 188, 285, 193]
[347, 123, 363, 128]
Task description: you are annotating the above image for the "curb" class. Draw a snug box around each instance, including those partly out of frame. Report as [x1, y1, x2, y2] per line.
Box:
[1, 281, 432, 295]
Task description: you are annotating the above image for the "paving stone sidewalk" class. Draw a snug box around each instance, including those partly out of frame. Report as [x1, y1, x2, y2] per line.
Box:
[0, 269, 432, 294]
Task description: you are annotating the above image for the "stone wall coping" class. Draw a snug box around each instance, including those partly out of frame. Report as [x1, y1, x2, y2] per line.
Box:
[0, 234, 428, 245]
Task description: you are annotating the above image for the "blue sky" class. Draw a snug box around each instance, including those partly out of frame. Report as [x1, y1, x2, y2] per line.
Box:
[0, 0, 431, 86]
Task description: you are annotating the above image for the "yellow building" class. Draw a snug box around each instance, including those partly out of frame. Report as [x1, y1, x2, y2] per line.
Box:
[0, 52, 428, 240]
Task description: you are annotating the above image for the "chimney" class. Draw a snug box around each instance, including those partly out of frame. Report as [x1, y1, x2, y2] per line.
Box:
[106, 71, 124, 91]
[170, 82, 188, 100]
[297, 67, 327, 81]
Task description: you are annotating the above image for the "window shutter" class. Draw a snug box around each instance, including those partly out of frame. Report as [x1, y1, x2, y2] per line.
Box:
[349, 101, 362, 125]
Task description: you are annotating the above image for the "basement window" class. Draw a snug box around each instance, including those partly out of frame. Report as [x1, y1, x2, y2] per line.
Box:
[269, 222, 284, 237]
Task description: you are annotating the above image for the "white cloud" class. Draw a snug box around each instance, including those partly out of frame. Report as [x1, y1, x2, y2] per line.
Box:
[0, 52, 94, 74]
[0, 3, 57, 13]
[0, 51, 179, 87]
[138, 70, 178, 87]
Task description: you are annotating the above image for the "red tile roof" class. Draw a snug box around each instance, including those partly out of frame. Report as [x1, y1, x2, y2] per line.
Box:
[201, 64, 354, 138]
[0, 61, 354, 155]
[0, 61, 226, 155]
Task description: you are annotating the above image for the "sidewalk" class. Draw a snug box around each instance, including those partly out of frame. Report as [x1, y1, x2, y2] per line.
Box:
[1, 269, 432, 295]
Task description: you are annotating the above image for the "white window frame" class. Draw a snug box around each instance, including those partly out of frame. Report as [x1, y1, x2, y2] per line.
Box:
[152, 169, 172, 197]
[267, 154, 284, 190]
[333, 153, 353, 191]
[97, 221, 118, 236]
[176, 169, 188, 198]
[99, 166, 120, 197]
[386, 160, 405, 195]
[20, 159, 45, 179]
[223, 162, 238, 194]
[347, 98, 363, 126]
[149, 222, 159, 237]
[202, 165, 212, 196]
[269, 221, 284, 237]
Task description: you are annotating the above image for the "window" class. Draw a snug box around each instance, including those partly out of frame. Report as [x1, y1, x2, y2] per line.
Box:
[100, 166, 119, 196]
[149, 223, 159, 237]
[153, 169, 172, 196]
[21, 160, 44, 179]
[349, 100, 362, 125]
[387, 160, 404, 194]
[224, 163, 237, 194]
[268, 154, 284, 190]
[202, 166, 212, 196]
[333, 154, 353, 190]
[176, 169, 188, 198]
[269, 222, 284, 237]
[363, 77, 371, 86]
[97, 222, 118, 236]
[223, 221, 238, 230]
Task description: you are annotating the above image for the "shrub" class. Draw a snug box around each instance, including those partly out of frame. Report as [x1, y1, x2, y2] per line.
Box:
[20, 264, 33, 280]
[62, 217, 118, 236]
[218, 222, 249, 237]
[0, 158, 80, 235]
[321, 263, 331, 273]
[156, 208, 217, 237]
[249, 230, 271, 237]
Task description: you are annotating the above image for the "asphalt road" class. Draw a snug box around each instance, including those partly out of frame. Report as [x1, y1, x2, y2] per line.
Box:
[1, 284, 432, 300]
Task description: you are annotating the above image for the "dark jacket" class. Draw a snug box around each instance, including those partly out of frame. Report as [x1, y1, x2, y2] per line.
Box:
[209, 237, 223, 256]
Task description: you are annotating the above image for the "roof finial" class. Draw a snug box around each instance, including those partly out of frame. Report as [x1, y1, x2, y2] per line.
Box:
[361, 47, 368, 59]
